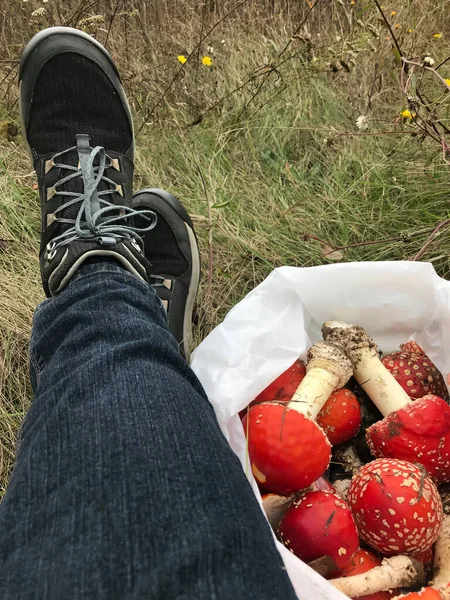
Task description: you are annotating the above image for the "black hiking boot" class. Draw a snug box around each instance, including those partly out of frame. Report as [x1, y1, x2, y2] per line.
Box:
[19, 27, 155, 296]
[133, 189, 201, 359]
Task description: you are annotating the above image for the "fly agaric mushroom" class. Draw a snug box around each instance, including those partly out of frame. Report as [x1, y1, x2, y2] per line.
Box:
[261, 493, 295, 531]
[382, 343, 449, 402]
[433, 491, 450, 590]
[321, 322, 450, 483]
[347, 458, 443, 556]
[317, 388, 362, 445]
[392, 588, 444, 599]
[336, 548, 394, 600]
[254, 358, 306, 404]
[401, 342, 449, 402]
[239, 358, 307, 419]
[367, 395, 450, 484]
[278, 489, 359, 569]
[244, 341, 352, 494]
[330, 554, 424, 599]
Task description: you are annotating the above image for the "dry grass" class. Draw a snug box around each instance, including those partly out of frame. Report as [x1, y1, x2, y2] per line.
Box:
[0, 0, 450, 493]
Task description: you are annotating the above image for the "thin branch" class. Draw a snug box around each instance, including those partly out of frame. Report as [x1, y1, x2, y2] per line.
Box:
[412, 218, 450, 261]
[435, 55, 450, 71]
[104, 0, 122, 49]
[194, 0, 208, 113]
[136, 0, 251, 134]
[54, 0, 64, 26]
[240, 2, 320, 115]
[402, 57, 450, 90]
[301, 226, 445, 266]
[197, 165, 213, 299]
[278, 0, 321, 58]
[372, 0, 403, 59]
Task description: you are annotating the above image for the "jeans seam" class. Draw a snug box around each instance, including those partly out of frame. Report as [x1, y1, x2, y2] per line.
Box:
[29, 350, 42, 386]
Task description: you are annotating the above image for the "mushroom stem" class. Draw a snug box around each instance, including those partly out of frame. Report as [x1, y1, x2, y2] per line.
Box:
[307, 556, 338, 578]
[289, 341, 353, 420]
[333, 478, 351, 500]
[322, 321, 411, 416]
[333, 444, 363, 475]
[330, 555, 425, 598]
[262, 493, 295, 531]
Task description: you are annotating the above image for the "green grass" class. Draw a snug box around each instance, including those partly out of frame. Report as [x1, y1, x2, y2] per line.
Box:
[1, 0, 450, 494]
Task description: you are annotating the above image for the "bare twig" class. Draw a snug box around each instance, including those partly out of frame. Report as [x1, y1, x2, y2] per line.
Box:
[194, 0, 208, 113]
[239, 2, 320, 116]
[412, 218, 450, 261]
[54, 0, 64, 26]
[278, 0, 321, 58]
[372, 0, 402, 59]
[104, 0, 122, 49]
[300, 226, 445, 267]
[136, 0, 251, 134]
[197, 165, 213, 299]
[374, 1, 450, 152]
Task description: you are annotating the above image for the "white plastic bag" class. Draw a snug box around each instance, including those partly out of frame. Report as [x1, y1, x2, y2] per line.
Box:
[190, 261, 450, 600]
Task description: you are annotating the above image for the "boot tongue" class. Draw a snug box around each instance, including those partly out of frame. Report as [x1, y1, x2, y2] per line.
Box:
[77, 134, 101, 215]
[55, 135, 112, 232]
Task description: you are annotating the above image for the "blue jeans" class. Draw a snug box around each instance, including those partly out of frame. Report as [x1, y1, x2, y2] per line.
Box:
[0, 262, 296, 599]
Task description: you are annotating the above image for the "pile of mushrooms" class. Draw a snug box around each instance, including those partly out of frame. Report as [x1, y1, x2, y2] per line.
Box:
[242, 322, 450, 599]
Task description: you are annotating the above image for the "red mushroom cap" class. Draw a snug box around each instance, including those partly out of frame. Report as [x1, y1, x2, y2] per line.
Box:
[338, 548, 394, 600]
[347, 458, 443, 555]
[254, 358, 306, 404]
[400, 341, 449, 401]
[382, 350, 449, 402]
[392, 588, 443, 599]
[366, 395, 450, 483]
[243, 402, 331, 494]
[400, 341, 426, 355]
[239, 358, 306, 420]
[316, 388, 361, 446]
[278, 490, 359, 570]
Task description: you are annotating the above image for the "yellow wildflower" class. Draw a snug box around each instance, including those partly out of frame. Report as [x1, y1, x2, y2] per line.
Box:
[394, 23, 401, 29]
[391, 10, 397, 16]
[177, 55, 187, 64]
[350, 1, 355, 5]
[202, 56, 212, 67]
[444, 78, 450, 86]
[407, 28, 412, 33]
[400, 109, 416, 119]
[433, 33, 443, 39]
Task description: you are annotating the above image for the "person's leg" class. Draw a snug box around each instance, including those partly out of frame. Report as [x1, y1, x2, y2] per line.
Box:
[0, 260, 296, 599]
[0, 27, 297, 599]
